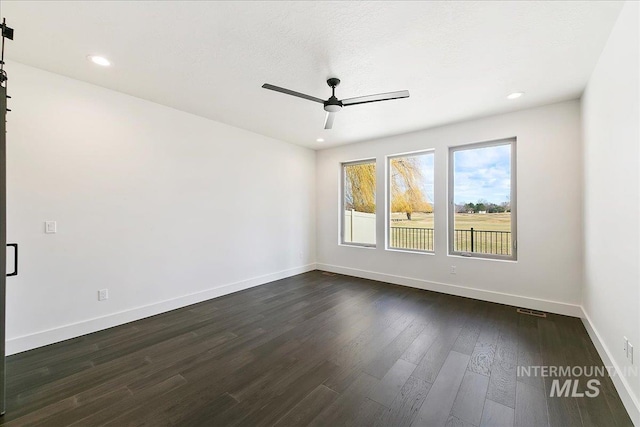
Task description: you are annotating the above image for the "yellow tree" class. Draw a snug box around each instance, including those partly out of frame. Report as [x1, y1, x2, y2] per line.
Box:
[391, 157, 432, 219]
[345, 158, 432, 219]
[344, 162, 376, 213]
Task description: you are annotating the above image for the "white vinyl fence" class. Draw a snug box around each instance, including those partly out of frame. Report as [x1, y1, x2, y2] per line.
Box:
[344, 210, 376, 245]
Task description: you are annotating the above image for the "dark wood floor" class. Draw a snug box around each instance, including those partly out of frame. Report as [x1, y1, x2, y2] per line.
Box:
[0, 271, 632, 426]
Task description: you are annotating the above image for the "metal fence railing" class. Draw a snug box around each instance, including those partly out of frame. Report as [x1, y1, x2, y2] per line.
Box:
[454, 228, 512, 255]
[389, 227, 434, 251]
[389, 227, 512, 255]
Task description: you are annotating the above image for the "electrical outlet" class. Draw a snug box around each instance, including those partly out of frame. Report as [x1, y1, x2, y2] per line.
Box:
[629, 343, 634, 364]
[450, 265, 457, 275]
[624, 336, 628, 354]
[45, 221, 57, 234]
[98, 289, 109, 301]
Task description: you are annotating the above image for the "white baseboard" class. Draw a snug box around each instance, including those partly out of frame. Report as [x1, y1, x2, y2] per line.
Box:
[581, 309, 640, 426]
[6, 263, 317, 355]
[316, 263, 583, 317]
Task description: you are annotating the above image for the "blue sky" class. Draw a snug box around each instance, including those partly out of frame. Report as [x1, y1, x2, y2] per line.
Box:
[453, 144, 511, 204]
[416, 153, 434, 204]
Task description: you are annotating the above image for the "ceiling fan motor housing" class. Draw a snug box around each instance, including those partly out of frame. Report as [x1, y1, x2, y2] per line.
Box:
[324, 78, 343, 112]
[324, 97, 343, 112]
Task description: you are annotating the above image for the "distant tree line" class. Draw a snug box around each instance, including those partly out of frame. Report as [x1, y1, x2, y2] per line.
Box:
[455, 200, 510, 213]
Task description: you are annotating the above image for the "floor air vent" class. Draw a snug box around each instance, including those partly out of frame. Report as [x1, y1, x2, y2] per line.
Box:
[321, 272, 337, 276]
[516, 308, 547, 318]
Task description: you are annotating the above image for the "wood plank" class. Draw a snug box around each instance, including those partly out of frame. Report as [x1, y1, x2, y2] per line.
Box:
[413, 351, 470, 427]
[73, 374, 190, 426]
[452, 303, 486, 355]
[364, 320, 426, 379]
[273, 385, 338, 427]
[412, 317, 466, 383]
[5, 386, 131, 427]
[468, 309, 500, 377]
[486, 309, 518, 408]
[162, 391, 239, 427]
[401, 322, 440, 365]
[347, 398, 386, 426]
[445, 414, 476, 426]
[480, 398, 515, 427]
[323, 324, 403, 393]
[537, 317, 581, 427]
[516, 314, 544, 391]
[515, 380, 549, 427]
[368, 358, 416, 407]
[450, 370, 490, 426]
[234, 359, 340, 426]
[375, 376, 431, 427]
[309, 372, 379, 426]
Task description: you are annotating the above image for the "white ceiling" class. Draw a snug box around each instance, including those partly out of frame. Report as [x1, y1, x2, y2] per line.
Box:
[2, 1, 623, 149]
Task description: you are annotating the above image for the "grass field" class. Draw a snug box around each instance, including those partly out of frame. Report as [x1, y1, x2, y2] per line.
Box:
[389, 212, 512, 254]
[390, 212, 511, 231]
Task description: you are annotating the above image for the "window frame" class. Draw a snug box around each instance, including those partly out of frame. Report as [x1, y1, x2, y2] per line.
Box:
[385, 149, 435, 254]
[340, 158, 377, 248]
[448, 138, 517, 261]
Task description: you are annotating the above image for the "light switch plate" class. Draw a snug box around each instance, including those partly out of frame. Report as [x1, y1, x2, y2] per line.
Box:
[45, 221, 57, 234]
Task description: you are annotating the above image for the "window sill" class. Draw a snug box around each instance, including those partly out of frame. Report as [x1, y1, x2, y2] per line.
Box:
[386, 248, 435, 256]
[339, 243, 377, 250]
[448, 253, 517, 263]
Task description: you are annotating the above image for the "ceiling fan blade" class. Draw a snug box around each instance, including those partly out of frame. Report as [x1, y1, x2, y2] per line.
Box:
[262, 84, 325, 104]
[324, 112, 336, 129]
[342, 90, 410, 107]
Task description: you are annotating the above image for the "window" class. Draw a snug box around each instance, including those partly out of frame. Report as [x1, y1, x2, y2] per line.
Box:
[387, 151, 435, 252]
[342, 160, 376, 246]
[449, 139, 516, 260]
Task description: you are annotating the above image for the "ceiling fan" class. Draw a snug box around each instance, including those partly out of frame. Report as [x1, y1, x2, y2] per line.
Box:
[261, 78, 410, 129]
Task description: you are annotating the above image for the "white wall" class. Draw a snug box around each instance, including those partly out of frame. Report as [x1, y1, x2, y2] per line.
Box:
[317, 100, 583, 316]
[582, 1, 640, 422]
[4, 62, 316, 354]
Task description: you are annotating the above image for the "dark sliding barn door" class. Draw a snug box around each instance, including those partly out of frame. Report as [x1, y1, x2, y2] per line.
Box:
[0, 83, 6, 415]
[0, 19, 15, 416]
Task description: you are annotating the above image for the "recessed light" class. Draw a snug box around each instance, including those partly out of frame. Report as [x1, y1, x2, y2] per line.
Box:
[316, 138, 324, 143]
[87, 55, 111, 67]
[507, 92, 524, 100]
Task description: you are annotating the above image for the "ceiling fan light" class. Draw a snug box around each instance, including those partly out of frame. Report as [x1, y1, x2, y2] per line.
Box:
[324, 104, 342, 113]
